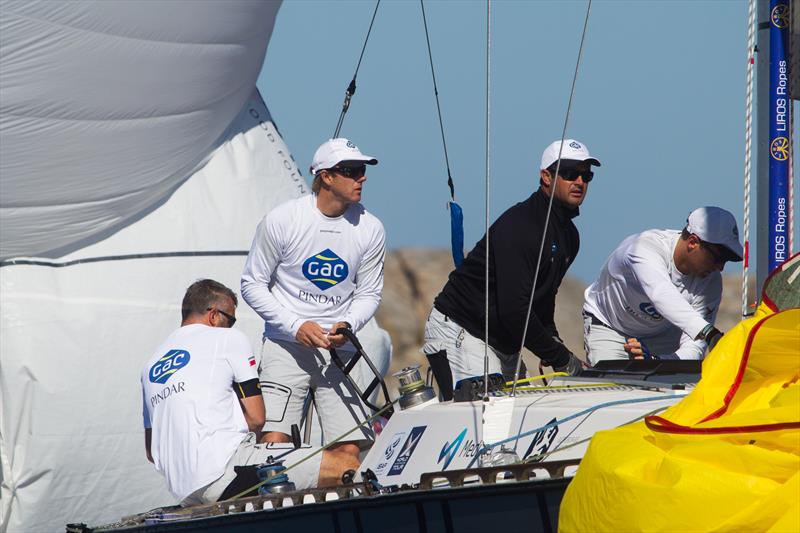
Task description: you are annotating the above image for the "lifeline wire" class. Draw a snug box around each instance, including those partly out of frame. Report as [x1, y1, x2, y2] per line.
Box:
[534, 405, 669, 462]
[510, 0, 593, 396]
[470, 392, 686, 466]
[420, 0, 455, 201]
[742, 0, 756, 318]
[225, 399, 397, 501]
[483, 0, 492, 401]
[333, 0, 381, 138]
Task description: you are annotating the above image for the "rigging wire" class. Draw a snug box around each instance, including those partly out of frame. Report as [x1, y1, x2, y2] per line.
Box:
[420, 0, 455, 202]
[420, 0, 464, 267]
[510, 0, 594, 396]
[483, 0, 492, 401]
[742, 0, 756, 318]
[333, 0, 381, 138]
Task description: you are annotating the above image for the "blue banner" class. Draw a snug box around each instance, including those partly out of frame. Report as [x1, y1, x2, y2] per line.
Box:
[768, 0, 791, 270]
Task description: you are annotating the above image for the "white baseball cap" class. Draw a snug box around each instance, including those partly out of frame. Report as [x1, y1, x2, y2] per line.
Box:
[686, 206, 744, 262]
[540, 139, 601, 170]
[310, 138, 378, 175]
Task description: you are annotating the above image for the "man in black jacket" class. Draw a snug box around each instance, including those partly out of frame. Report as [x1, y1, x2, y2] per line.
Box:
[422, 139, 599, 396]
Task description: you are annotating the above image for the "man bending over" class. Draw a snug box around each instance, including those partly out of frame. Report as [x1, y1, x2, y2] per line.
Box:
[583, 207, 743, 363]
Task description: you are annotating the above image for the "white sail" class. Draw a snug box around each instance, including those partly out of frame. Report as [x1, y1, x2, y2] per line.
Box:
[0, 0, 279, 260]
[0, 2, 391, 531]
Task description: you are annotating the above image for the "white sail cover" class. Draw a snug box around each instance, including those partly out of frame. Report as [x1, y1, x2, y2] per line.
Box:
[0, 2, 392, 531]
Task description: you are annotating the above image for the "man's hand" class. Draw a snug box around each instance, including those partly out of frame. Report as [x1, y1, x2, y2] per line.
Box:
[296, 321, 331, 349]
[553, 352, 586, 376]
[327, 321, 352, 348]
[624, 338, 652, 360]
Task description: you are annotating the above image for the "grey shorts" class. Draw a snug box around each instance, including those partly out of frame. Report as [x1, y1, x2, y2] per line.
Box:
[583, 313, 680, 365]
[182, 433, 323, 506]
[260, 338, 371, 445]
[421, 308, 522, 383]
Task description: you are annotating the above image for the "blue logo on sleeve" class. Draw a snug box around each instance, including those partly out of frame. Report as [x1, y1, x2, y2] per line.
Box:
[302, 249, 349, 291]
[149, 349, 190, 384]
[639, 302, 663, 321]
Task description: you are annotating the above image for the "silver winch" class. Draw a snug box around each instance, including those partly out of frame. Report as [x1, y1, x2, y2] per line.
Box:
[392, 365, 436, 410]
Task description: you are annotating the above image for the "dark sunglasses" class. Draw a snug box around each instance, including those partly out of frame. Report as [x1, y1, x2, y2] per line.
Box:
[207, 307, 236, 327]
[330, 165, 366, 179]
[698, 240, 727, 265]
[555, 167, 594, 183]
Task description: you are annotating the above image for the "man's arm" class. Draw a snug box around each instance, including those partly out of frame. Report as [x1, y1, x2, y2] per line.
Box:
[226, 330, 265, 438]
[339, 222, 385, 333]
[657, 274, 722, 360]
[144, 428, 153, 463]
[142, 388, 153, 463]
[241, 216, 304, 338]
[627, 241, 710, 340]
[235, 379, 266, 441]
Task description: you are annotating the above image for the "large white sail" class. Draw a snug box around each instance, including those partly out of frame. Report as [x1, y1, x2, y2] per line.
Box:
[0, 2, 390, 531]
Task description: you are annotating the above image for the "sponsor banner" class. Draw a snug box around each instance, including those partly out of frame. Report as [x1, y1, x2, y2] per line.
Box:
[387, 426, 426, 476]
[375, 431, 406, 475]
[769, 0, 791, 270]
[438, 428, 482, 470]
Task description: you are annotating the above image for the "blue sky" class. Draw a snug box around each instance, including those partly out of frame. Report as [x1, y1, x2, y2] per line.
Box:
[257, 0, 798, 283]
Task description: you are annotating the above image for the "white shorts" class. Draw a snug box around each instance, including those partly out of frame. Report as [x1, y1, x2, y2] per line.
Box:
[421, 307, 522, 383]
[182, 433, 323, 505]
[584, 313, 680, 365]
[260, 338, 371, 445]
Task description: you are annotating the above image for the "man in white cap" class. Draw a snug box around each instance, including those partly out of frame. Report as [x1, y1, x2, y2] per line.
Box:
[422, 139, 600, 398]
[241, 138, 385, 459]
[583, 206, 744, 363]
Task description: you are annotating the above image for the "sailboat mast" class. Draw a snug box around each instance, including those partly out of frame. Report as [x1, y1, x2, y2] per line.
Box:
[755, 0, 794, 292]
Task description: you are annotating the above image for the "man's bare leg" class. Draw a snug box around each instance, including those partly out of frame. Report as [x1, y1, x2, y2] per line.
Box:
[318, 449, 360, 486]
[328, 441, 360, 458]
[261, 431, 291, 444]
[262, 432, 360, 458]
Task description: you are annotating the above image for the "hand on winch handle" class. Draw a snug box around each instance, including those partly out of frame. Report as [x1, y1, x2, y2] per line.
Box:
[327, 321, 352, 348]
[624, 338, 656, 360]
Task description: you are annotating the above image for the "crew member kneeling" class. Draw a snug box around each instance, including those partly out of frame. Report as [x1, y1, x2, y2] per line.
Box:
[141, 279, 357, 505]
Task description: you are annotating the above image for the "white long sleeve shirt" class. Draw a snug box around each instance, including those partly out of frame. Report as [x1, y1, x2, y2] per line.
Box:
[241, 194, 385, 343]
[583, 230, 721, 360]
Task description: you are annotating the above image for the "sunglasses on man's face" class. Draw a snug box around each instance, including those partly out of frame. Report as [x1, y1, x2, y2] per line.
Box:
[330, 165, 366, 179]
[698, 240, 727, 266]
[207, 307, 236, 327]
[555, 167, 594, 183]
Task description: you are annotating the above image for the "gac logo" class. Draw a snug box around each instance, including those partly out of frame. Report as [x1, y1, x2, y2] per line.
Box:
[149, 349, 190, 384]
[639, 302, 663, 321]
[302, 249, 349, 291]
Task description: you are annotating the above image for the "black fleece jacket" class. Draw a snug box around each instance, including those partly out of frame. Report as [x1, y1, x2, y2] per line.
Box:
[433, 189, 579, 367]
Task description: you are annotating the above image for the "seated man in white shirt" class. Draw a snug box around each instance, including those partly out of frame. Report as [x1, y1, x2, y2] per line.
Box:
[141, 279, 358, 506]
[583, 207, 743, 363]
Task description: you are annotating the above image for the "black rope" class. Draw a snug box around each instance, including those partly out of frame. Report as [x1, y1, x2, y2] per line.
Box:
[420, 0, 455, 201]
[333, 0, 381, 138]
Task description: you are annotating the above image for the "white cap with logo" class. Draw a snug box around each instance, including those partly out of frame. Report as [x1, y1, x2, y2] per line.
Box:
[540, 139, 601, 170]
[686, 206, 744, 261]
[310, 138, 378, 175]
